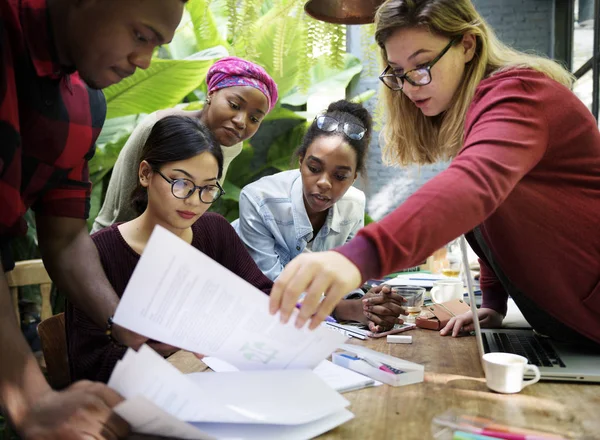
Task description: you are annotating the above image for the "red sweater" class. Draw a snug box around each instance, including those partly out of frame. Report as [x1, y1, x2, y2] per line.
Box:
[338, 69, 600, 344]
[66, 213, 273, 383]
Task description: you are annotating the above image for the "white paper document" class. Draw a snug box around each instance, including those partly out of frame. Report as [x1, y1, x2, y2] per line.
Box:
[114, 396, 214, 440]
[113, 225, 347, 370]
[312, 359, 382, 393]
[109, 345, 240, 423]
[110, 346, 353, 439]
[189, 409, 354, 440]
[199, 357, 381, 393]
[110, 346, 349, 425]
[115, 396, 354, 440]
[184, 369, 350, 424]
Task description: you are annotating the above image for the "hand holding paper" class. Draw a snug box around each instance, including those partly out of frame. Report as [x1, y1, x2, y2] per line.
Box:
[113, 226, 347, 370]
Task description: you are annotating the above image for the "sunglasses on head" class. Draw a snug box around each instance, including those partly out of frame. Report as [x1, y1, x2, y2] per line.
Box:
[315, 115, 366, 140]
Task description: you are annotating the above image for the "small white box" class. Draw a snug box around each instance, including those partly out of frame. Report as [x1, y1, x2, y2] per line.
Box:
[331, 344, 424, 387]
[387, 335, 412, 344]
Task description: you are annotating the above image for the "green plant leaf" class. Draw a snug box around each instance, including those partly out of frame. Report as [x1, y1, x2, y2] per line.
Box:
[223, 143, 255, 188]
[350, 89, 376, 104]
[265, 120, 309, 169]
[186, 0, 230, 53]
[221, 180, 241, 201]
[88, 179, 104, 231]
[90, 116, 142, 181]
[95, 115, 139, 147]
[281, 54, 363, 106]
[103, 52, 222, 119]
[236, 4, 306, 98]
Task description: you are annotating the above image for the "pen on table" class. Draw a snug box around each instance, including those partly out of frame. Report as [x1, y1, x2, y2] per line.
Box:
[456, 416, 564, 439]
[340, 353, 396, 374]
[435, 420, 561, 440]
[453, 431, 497, 440]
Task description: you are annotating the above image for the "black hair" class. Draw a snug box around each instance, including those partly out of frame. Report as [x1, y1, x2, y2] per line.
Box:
[131, 115, 223, 215]
[294, 100, 372, 176]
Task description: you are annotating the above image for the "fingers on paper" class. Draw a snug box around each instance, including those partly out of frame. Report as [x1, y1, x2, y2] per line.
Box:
[270, 260, 302, 320]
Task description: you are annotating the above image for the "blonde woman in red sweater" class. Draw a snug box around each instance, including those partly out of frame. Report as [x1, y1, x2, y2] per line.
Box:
[269, 0, 600, 346]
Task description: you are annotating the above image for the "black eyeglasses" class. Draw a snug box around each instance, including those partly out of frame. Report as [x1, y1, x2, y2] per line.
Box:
[379, 37, 461, 91]
[315, 115, 366, 140]
[155, 169, 225, 204]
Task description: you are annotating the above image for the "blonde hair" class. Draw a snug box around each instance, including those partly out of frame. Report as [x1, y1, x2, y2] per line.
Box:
[375, 0, 574, 166]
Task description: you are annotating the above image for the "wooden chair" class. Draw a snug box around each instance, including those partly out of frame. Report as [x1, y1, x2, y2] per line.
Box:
[6, 260, 71, 389]
[37, 312, 71, 389]
[6, 259, 53, 323]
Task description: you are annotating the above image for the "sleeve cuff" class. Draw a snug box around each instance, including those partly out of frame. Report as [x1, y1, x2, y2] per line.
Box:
[481, 293, 508, 316]
[334, 235, 381, 283]
[344, 289, 365, 300]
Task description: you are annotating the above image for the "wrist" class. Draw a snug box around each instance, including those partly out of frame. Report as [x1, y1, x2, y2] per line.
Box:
[2, 371, 53, 431]
[333, 299, 366, 323]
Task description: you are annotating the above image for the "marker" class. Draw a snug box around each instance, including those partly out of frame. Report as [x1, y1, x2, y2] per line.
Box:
[339, 354, 398, 374]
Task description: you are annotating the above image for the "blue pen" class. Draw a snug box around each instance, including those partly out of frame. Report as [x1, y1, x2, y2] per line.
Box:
[339, 354, 404, 374]
[452, 430, 497, 440]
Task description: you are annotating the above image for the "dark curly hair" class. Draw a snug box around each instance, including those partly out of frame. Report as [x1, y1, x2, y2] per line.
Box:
[294, 100, 372, 176]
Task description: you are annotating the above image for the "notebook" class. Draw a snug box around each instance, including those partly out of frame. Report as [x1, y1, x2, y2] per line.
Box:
[459, 236, 600, 383]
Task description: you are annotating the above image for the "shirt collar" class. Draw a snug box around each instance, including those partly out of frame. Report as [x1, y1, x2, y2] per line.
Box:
[328, 201, 343, 234]
[290, 173, 342, 239]
[291, 176, 313, 239]
[21, 0, 75, 79]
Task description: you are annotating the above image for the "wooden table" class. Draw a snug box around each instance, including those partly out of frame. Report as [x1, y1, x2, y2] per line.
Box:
[168, 329, 600, 439]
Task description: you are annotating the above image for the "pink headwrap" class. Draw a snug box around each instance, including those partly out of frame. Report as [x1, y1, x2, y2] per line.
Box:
[206, 57, 279, 112]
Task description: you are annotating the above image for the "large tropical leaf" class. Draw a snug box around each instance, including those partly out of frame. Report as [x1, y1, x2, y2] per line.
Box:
[221, 180, 241, 201]
[186, 0, 229, 52]
[95, 115, 139, 146]
[350, 89, 376, 104]
[90, 115, 141, 180]
[281, 54, 363, 106]
[238, 4, 306, 98]
[265, 120, 309, 169]
[102, 51, 224, 119]
[167, 14, 202, 60]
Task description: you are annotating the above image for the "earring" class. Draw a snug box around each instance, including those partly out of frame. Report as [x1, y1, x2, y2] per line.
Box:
[206, 97, 211, 105]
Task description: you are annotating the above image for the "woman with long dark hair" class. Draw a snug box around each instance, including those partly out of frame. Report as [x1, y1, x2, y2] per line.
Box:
[67, 116, 272, 382]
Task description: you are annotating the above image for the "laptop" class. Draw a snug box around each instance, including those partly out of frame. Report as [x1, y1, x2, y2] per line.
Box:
[459, 236, 600, 383]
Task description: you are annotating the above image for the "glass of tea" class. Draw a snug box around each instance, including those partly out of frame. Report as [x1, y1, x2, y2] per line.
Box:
[388, 286, 425, 322]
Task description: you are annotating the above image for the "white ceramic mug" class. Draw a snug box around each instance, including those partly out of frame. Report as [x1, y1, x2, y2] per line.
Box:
[430, 279, 464, 303]
[482, 352, 541, 394]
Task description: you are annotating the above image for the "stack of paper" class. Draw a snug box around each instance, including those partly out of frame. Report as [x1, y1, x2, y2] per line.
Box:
[199, 357, 382, 393]
[113, 225, 348, 370]
[111, 346, 353, 439]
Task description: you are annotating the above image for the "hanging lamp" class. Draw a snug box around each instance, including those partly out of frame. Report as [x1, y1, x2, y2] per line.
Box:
[304, 0, 386, 25]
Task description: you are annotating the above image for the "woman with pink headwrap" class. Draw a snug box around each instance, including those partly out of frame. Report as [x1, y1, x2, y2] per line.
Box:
[93, 56, 278, 232]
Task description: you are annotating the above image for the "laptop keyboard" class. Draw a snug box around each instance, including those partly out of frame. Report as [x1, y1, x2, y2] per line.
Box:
[490, 332, 566, 368]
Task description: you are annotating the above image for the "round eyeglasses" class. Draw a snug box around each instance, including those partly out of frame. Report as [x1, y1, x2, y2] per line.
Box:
[315, 115, 366, 140]
[379, 37, 460, 91]
[155, 169, 225, 204]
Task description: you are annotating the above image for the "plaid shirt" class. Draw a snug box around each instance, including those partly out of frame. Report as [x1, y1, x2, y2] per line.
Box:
[0, 0, 105, 268]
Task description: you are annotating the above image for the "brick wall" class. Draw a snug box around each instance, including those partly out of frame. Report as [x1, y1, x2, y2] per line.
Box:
[348, 0, 554, 220]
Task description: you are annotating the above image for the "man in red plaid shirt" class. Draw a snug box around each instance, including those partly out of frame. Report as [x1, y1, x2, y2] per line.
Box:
[0, 0, 185, 438]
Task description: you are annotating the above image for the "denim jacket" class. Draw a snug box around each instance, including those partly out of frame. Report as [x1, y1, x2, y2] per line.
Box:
[232, 169, 365, 281]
